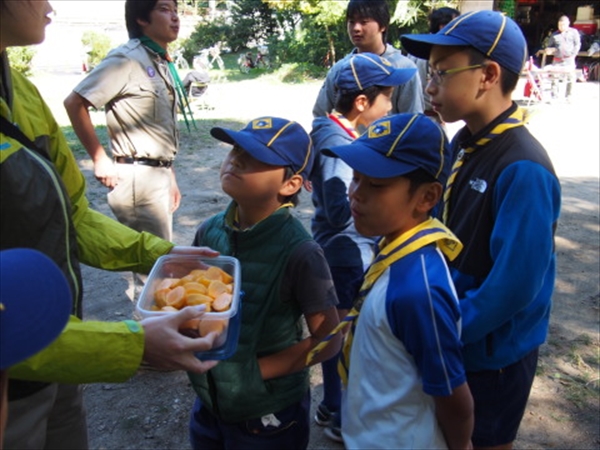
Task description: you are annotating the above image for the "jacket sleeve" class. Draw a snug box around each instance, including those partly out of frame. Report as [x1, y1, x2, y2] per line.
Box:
[9, 316, 144, 384]
[318, 141, 353, 227]
[459, 161, 561, 344]
[43, 89, 174, 273]
[312, 61, 342, 117]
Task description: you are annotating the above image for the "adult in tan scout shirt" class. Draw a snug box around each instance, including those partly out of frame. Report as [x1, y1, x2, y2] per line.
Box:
[65, 0, 181, 242]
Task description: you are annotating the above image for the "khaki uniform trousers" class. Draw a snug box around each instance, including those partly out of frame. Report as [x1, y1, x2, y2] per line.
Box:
[4, 383, 88, 449]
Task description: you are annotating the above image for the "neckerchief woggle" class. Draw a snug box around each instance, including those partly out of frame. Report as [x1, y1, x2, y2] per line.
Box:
[305, 218, 462, 385]
[139, 36, 196, 132]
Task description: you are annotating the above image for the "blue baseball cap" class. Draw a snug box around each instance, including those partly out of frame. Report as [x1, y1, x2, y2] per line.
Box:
[335, 52, 417, 92]
[211, 117, 314, 181]
[0, 248, 71, 369]
[400, 10, 527, 75]
[324, 113, 451, 185]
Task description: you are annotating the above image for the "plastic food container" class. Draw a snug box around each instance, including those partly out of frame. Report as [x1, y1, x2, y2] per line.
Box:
[136, 254, 241, 360]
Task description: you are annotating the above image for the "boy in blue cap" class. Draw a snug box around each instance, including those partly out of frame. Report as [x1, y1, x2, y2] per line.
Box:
[187, 117, 341, 449]
[324, 113, 474, 449]
[401, 10, 561, 449]
[309, 52, 416, 441]
[313, 0, 423, 118]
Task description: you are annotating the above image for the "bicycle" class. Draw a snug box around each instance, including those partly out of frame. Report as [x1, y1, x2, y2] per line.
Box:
[238, 46, 270, 73]
[194, 44, 225, 71]
[173, 49, 189, 71]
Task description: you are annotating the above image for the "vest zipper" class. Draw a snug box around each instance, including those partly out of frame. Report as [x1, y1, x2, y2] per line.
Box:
[26, 148, 80, 312]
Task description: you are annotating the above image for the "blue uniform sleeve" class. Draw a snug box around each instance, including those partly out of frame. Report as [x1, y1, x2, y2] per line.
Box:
[459, 161, 561, 344]
[320, 155, 353, 227]
[386, 251, 466, 396]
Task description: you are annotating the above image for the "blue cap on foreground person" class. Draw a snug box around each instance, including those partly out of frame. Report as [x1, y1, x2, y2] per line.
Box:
[1, 248, 71, 446]
[0, 248, 71, 370]
[400, 9, 527, 75]
[324, 112, 451, 185]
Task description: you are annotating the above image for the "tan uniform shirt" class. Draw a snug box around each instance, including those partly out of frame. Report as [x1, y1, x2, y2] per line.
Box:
[74, 39, 179, 160]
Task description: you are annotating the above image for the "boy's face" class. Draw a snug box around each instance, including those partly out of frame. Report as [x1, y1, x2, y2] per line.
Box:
[347, 14, 385, 53]
[357, 87, 393, 128]
[219, 145, 291, 205]
[426, 46, 486, 124]
[348, 171, 424, 242]
[138, 0, 179, 48]
[558, 18, 569, 32]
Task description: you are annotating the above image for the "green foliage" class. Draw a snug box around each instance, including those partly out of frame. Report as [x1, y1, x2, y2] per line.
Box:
[276, 62, 329, 83]
[391, 0, 461, 48]
[268, 14, 350, 68]
[183, 17, 235, 60]
[183, 0, 461, 70]
[6, 47, 36, 77]
[81, 31, 112, 70]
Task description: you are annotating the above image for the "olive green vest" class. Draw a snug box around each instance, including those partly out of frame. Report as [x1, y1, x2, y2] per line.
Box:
[188, 204, 311, 422]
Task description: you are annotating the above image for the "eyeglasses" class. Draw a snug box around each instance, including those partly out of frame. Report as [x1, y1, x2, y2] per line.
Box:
[428, 64, 485, 85]
[153, 4, 178, 17]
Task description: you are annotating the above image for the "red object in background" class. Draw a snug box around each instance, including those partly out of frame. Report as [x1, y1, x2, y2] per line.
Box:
[573, 22, 598, 35]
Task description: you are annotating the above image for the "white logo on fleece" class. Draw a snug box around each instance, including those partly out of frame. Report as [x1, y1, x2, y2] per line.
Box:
[469, 178, 487, 193]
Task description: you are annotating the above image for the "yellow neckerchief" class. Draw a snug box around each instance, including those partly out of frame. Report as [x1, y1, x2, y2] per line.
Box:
[231, 202, 294, 231]
[443, 107, 525, 223]
[305, 218, 462, 370]
[336, 218, 462, 384]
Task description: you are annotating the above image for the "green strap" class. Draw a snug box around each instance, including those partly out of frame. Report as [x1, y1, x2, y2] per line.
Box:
[139, 36, 196, 132]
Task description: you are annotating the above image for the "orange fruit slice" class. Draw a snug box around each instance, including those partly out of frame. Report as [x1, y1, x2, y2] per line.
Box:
[198, 319, 226, 337]
[185, 293, 213, 310]
[156, 278, 176, 290]
[207, 280, 228, 299]
[165, 286, 186, 309]
[154, 288, 170, 308]
[184, 282, 207, 295]
[218, 268, 233, 284]
[205, 266, 224, 281]
[212, 292, 232, 312]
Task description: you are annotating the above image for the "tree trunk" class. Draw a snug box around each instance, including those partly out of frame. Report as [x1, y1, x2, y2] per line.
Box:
[325, 24, 335, 67]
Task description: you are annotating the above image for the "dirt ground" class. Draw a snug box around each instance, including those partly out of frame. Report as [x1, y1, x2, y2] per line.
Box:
[31, 72, 599, 450]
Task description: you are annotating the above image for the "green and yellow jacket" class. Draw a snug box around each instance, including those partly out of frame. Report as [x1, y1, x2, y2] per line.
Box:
[0, 53, 173, 395]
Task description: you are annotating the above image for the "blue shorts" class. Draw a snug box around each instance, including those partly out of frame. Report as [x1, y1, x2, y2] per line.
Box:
[467, 348, 539, 447]
[189, 390, 310, 450]
[329, 265, 364, 310]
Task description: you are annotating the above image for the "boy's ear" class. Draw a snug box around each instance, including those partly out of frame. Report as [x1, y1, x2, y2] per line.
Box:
[137, 17, 150, 29]
[416, 182, 443, 214]
[481, 61, 502, 89]
[354, 94, 369, 112]
[279, 174, 304, 197]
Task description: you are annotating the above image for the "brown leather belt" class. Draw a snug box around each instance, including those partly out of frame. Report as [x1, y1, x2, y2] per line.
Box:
[114, 156, 172, 168]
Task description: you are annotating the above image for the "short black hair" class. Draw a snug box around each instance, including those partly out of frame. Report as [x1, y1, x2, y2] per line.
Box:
[346, 0, 391, 44]
[428, 7, 460, 33]
[404, 169, 441, 214]
[334, 85, 392, 115]
[405, 169, 438, 196]
[125, 0, 176, 39]
[467, 47, 519, 95]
